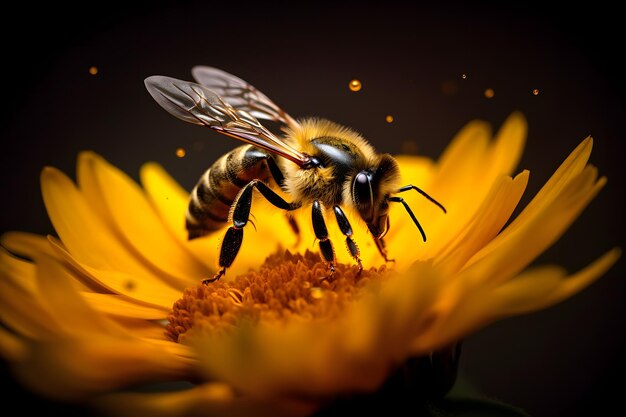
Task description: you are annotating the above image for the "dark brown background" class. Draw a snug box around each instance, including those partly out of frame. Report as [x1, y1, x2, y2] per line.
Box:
[1, 1, 624, 416]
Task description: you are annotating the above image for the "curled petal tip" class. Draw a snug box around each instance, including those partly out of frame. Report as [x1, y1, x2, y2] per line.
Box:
[608, 247, 622, 261]
[508, 110, 527, 124]
[78, 150, 99, 160]
[40, 166, 59, 178]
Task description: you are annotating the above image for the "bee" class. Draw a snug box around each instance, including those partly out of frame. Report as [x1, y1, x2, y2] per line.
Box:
[145, 67, 446, 283]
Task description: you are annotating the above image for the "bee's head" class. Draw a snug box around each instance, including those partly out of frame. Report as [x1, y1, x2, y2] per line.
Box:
[351, 154, 401, 238]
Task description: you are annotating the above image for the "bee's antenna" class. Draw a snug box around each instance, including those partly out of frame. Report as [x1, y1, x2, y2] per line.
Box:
[388, 196, 427, 242]
[396, 185, 447, 213]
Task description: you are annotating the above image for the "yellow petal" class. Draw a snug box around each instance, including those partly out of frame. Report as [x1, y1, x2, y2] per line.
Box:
[500, 137, 593, 237]
[41, 168, 183, 306]
[0, 246, 37, 294]
[0, 326, 26, 361]
[48, 237, 179, 309]
[504, 248, 620, 314]
[1, 231, 59, 259]
[483, 112, 527, 179]
[42, 166, 114, 269]
[142, 161, 303, 278]
[414, 265, 567, 351]
[394, 155, 436, 188]
[196, 262, 442, 397]
[80, 292, 168, 320]
[95, 383, 318, 417]
[111, 317, 168, 339]
[140, 162, 196, 244]
[79, 152, 208, 287]
[197, 318, 390, 397]
[412, 249, 620, 353]
[407, 115, 527, 264]
[0, 277, 60, 339]
[430, 121, 491, 214]
[12, 337, 193, 401]
[140, 338, 196, 360]
[35, 253, 120, 336]
[367, 260, 444, 359]
[485, 265, 566, 316]
[463, 165, 605, 287]
[434, 120, 491, 186]
[434, 171, 528, 273]
[140, 162, 218, 270]
[77, 151, 111, 221]
[1, 231, 64, 295]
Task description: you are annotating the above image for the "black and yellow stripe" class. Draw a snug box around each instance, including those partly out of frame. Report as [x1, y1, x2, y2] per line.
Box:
[186, 145, 272, 239]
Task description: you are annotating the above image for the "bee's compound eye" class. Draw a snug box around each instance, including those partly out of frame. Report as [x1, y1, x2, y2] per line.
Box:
[353, 171, 374, 220]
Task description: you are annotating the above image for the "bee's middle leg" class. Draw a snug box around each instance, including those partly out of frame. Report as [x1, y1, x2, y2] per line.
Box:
[312, 200, 335, 276]
[204, 179, 300, 284]
[332, 205, 362, 271]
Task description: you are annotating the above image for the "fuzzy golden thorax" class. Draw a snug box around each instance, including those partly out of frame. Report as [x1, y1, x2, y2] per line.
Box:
[279, 119, 401, 214]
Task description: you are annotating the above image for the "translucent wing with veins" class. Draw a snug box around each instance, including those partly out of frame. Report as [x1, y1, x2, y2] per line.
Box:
[191, 66, 300, 130]
[145, 76, 310, 167]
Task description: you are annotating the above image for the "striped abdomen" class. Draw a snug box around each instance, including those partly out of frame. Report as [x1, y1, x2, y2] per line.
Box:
[186, 145, 272, 239]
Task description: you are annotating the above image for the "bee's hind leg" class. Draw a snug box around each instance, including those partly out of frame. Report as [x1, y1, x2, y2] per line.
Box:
[332, 205, 362, 272]
[204, 179, 300, 284]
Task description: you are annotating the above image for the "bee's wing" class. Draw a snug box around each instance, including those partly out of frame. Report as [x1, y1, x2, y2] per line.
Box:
[191, 66, 300, 130]
[145, 76, 310, 167]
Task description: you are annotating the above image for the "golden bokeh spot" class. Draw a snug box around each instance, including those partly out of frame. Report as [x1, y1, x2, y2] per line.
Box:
[166, 251, 387, 343]
[484, 88, 495, 99]
[175, 147, 186, 158]
[348, 79, 362, 92]
[88, 66, 98, 75]
[461, 73, 467, 79]
[385, 115, 394, 123]
[532, 88, 540, 96]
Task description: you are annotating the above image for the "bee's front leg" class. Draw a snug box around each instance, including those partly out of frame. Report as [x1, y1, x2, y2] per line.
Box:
[332, 205, 362, 272]
[312, 200, 336, 278]
[374, 237, 395, 264]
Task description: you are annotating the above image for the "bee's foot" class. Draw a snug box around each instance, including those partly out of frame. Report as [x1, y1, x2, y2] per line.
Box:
[356, 258, 363, 276]
[320, 263, 336, 282]
[202, 268, 225, 285]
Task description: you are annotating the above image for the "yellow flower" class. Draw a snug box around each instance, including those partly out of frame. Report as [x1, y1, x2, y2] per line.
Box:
[0, 113, 619, 416]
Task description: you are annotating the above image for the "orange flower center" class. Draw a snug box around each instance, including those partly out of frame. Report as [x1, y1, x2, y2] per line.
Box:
[166, 251, 387, 343]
